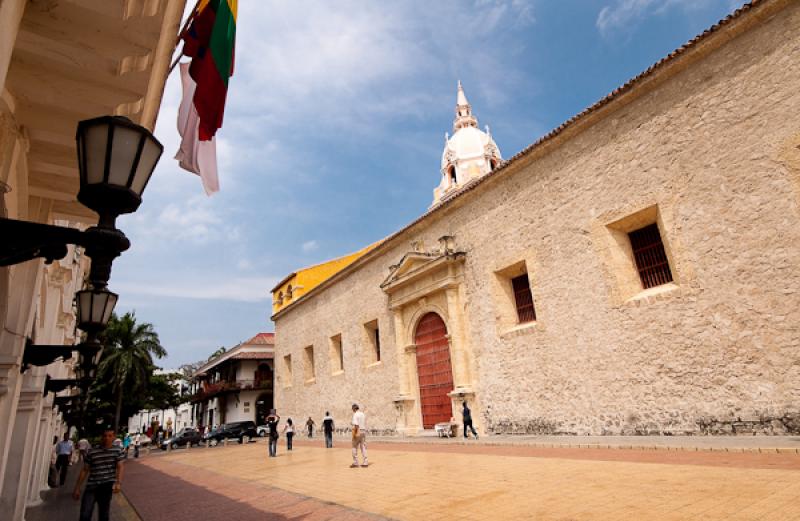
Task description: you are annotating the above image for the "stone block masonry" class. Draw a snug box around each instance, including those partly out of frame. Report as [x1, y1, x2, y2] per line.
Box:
[274, 1, 800, 437]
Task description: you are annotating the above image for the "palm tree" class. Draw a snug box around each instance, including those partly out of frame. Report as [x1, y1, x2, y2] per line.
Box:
[97, 311, 166, 431]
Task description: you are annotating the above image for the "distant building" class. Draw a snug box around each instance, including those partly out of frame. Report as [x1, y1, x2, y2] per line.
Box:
[127, 370, 193, 435]
[271, 1, 800, 437]
[191, 333, 275, 429]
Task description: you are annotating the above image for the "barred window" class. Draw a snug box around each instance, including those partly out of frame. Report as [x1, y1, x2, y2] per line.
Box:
[628, 223, 673, 289]
[511, 274, 536, 323]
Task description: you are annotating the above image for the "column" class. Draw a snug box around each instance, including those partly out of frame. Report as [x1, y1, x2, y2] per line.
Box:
[27, 409, 51, 507]
[0, 387, 41, 521]
[445, 287, 472, 389]
[0, 260, 42, 497]
[392, 310, 410, 397]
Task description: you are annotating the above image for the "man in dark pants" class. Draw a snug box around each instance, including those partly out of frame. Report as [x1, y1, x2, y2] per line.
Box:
[73, 428, 124, 521]
[55, 433, 73, 486]
[322, 412, 335, 448]
[462, 401, 478, 439]
[266, 409, 280, 457]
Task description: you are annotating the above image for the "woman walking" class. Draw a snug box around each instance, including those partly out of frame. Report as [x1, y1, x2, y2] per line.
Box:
[283, 418, 294, 451]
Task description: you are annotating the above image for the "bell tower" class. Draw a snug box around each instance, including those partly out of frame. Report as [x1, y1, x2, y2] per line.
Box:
[433, 82, 502, 207]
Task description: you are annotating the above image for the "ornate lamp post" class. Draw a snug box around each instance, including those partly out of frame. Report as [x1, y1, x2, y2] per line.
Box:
[0, 115, 162, 272]
[4, 115, 163, 399]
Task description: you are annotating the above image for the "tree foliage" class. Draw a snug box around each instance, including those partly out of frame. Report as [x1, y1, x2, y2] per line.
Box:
[91, 311, 167, 432]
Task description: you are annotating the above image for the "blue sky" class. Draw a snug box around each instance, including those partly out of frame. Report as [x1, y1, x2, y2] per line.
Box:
[111, 0, 743, 367]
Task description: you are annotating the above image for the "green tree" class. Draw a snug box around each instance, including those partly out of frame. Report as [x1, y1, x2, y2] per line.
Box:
[97, 311, 166, 431]
[207, 346, 226, 361]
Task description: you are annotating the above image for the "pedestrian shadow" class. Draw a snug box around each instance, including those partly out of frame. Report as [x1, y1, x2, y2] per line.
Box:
[26, 463, 130, 521]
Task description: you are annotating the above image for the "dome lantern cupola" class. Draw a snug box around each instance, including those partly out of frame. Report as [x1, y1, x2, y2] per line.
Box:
[433, 82, 502, 207]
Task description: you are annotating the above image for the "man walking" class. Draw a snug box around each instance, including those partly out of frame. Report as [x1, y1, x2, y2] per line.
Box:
[350, 403, 368, 468]
[462, 401, 478, 439]
[55, 433, 73, 486]
[72, 427, 124, 521]
[266, 409, 280, 457]
[305, 416, 315, 438]
[322, 412, 335, 448]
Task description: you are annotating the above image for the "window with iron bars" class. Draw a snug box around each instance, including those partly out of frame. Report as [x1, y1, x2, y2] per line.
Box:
[511, 273, 536, 323]
[628, 223, 673, 289]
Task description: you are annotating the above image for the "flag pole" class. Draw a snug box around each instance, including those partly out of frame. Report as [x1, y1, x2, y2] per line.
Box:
[168, 0, 202, 75]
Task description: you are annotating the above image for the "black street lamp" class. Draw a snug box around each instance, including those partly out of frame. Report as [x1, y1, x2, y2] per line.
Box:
[4, 116, 161, 397]
[0, 116, 162, 285]
[43, 376, 81, 396]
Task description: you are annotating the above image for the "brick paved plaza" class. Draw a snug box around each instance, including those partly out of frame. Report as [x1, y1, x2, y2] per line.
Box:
[109, 438, 800, 520]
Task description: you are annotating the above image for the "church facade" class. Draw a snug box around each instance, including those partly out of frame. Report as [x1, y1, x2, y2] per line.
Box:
[272, 0, 800, 436]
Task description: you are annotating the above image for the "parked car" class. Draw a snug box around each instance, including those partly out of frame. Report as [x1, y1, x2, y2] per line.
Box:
[256, 425, 270, 437]
[160, 428, 203, 450]
[203, 421, 257, 446]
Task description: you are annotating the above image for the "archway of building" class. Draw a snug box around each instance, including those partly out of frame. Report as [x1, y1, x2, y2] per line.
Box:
[255, 391, 273, 426]
[414, 312, 455, 429]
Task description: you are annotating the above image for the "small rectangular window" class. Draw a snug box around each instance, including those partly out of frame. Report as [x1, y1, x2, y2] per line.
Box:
[511, 274, 536, 323]
[628, 223, 673, 289]
[364, 320, 380, 364]
[330, 334, 344, 373]
[282, 354, 292, 387]
[303, 345, 315, 381]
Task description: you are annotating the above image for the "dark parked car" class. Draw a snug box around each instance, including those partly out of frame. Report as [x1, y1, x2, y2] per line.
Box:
[203, 421, 257, 446]
[160, 428, 203, 450]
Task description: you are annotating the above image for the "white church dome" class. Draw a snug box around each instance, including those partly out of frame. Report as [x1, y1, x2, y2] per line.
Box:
[433, 82, 502, 207]
[440, 126, 499, 171]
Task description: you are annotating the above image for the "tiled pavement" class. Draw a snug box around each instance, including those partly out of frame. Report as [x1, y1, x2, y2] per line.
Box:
[120, 438, 800, 520]
[26, 463, 139, 521]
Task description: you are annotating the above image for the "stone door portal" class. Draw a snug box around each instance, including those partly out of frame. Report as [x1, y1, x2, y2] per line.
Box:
[414, 312, 454, 428]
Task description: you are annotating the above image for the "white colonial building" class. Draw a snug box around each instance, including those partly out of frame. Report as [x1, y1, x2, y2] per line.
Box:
[191, 333, 275, 430]
[0, 1, 186, 519]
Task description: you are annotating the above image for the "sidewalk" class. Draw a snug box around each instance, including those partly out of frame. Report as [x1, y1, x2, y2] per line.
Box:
[26, 460, 140, 521]
[310, 432, 800, 452]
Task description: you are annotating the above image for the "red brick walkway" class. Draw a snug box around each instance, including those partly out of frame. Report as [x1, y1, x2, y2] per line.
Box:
[122, 457, 387, 521]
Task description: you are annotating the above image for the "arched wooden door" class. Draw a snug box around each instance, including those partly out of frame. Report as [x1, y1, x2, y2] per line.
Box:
[414, 312, 454, 428]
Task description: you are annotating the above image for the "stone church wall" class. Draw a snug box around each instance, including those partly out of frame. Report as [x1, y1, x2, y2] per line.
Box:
[275, 3, 800, 435]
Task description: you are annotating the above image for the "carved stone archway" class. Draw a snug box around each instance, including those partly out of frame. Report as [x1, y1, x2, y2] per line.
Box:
[381, 236, 476, 434]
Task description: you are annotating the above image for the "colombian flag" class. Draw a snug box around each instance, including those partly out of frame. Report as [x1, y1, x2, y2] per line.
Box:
[175, 0, 237, 194]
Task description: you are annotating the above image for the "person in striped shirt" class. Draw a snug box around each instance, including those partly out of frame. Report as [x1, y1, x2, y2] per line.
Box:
[72, 428, 124, 521]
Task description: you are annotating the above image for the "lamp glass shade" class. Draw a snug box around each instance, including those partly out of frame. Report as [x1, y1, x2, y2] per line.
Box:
[83, 124, 108, 185]
[76, 116, 164, 217]
[132, 138, 162, 196]
[109, 125, 142, 186]
[76, 363, 97, 381]
[76, 288, 118, 332]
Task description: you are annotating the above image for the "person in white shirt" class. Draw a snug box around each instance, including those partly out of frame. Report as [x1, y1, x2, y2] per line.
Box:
[55, 433, 74, 486]
[78, 438, 90, 462]
[350, 403, 368, 468]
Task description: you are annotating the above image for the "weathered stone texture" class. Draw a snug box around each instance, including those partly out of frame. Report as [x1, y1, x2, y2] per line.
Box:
[275, 3, 800, 435]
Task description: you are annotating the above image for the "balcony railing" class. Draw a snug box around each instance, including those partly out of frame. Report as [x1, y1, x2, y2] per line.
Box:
[189, 378, 272, 403]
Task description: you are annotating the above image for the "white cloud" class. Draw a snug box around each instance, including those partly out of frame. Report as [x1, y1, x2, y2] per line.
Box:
[224, 1, 536, 136]
[596, 0, 716, 37]
[301, 240, 319, 253]
[122, 195, 242, 251]
[114, 276, 277, 302]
